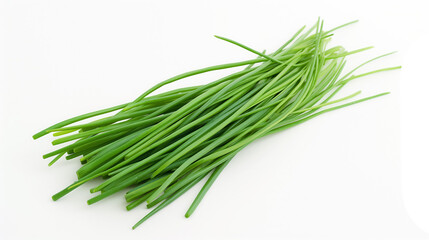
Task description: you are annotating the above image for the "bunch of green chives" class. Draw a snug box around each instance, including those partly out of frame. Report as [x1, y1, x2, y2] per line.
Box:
[33, 19, 399, 229]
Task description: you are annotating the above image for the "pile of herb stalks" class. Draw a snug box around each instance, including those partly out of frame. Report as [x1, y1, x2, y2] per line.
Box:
[33, 19, 399, 229]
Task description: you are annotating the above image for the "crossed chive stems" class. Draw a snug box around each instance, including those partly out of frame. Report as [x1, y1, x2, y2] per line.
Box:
[34, 19, 400, 229]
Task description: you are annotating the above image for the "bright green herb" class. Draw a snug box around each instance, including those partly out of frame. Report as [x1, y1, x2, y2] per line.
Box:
[33, 19, 400, 229]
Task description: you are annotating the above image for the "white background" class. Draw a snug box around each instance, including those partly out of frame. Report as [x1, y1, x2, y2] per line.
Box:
[1, 0, 428, 239]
